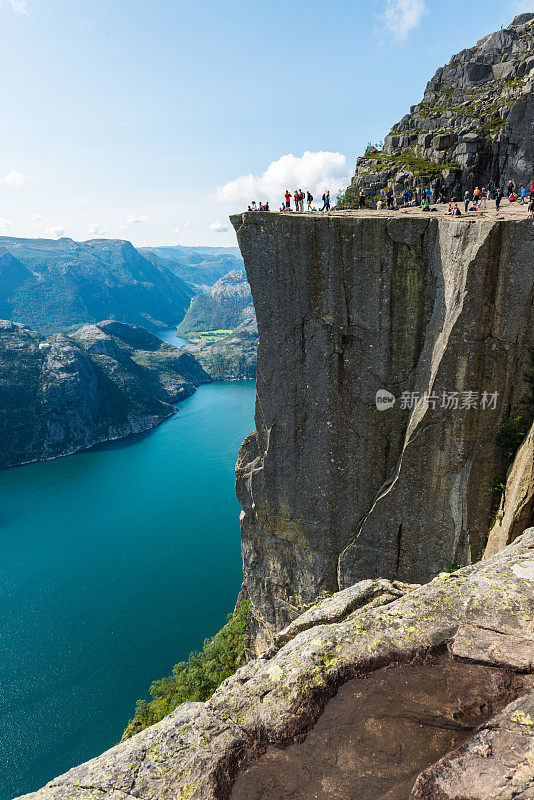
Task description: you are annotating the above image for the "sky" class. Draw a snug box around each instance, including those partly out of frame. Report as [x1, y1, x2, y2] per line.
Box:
[0, 0, 531, 247]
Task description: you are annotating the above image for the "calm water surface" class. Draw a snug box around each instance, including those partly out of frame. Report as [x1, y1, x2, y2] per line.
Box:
[0, 380, 255, 799]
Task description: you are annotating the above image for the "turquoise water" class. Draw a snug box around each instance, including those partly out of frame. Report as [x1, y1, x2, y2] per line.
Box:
[157, 328, 191, 347]
[0, 381, 255, 800]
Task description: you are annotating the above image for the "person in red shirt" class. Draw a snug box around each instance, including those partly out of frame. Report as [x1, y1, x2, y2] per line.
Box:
[284, 190, 291, 210]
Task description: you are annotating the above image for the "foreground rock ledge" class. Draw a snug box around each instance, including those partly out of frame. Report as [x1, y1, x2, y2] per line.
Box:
[18, 529, 534, 800]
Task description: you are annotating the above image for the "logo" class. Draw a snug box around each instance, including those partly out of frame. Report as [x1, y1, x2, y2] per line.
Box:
[375, 389, 396, 411]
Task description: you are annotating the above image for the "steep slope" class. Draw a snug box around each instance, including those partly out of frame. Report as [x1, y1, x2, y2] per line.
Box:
[176, 270, 254, 335]
[0, 237, 193, 334]
[232, 210, 534, 653]
[0, 245, 31, 318]
[0, 319, 210, 469]
[345, 13, 534, 203]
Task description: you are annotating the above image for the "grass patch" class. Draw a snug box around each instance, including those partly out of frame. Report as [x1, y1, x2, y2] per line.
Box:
[187, 329, 233, 343]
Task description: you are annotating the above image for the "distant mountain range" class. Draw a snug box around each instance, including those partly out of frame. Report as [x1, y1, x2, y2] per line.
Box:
[0, 319, 211, 470]
[0, 237, 243, 336]
[140, 245, 244, 288]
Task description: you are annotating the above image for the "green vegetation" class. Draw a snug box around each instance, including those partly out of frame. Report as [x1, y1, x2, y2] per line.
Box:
[123, 601, 250, 738]
[490, 349, 534, 521]
[192, 329, 233, 342]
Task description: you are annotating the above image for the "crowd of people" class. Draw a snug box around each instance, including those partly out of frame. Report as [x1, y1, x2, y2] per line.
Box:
[378, 178, 534, 217]
[246, 189, 332, 213]
[245, 179, 534, 217]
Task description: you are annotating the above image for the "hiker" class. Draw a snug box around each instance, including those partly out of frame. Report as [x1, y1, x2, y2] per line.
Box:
[359, 188, 366, 208]
[320, 192, 326, 210]
[495, 188, 504, 210]
[307, 191, 313, 211]
[284, 190, 291, 210]
[481, 187, 487, 208]
[325, 190, 331, 211]
[528, 197, 534, 218]
[402, 188, 411, 207]
[520, 186, 526, 204]
[294, 190, 300, 210]
[386, 188, 393, 209]
[464, 190, 470, 213]
[507, 179, 515, 196]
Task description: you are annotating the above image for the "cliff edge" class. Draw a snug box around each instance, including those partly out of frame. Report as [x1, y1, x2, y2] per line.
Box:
[232, 210, 534, 653]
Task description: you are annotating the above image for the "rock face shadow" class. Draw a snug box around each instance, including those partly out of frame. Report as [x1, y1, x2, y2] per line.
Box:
[231, 654, 521, 800]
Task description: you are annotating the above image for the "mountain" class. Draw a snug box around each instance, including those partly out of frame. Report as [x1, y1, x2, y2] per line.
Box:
[344, 12, 534, 203]
[0, 319, 210, 470]
[140, 245, 244, 288]
[176, 270, 254, 334]
[0, 237, 194, 334]
[183, 317, 258, 380]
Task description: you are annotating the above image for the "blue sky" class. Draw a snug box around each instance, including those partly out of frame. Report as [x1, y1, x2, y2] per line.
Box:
[0, 0, 530, 246]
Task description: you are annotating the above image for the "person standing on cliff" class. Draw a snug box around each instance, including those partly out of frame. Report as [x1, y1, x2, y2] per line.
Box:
[307, 191, 313, 211]
[359, 188, 366, 208]
[284, 190, 291, 210]
[324, 190, 331, 211]
[464, 190, 470, 213]
[495, 188, 504, 211]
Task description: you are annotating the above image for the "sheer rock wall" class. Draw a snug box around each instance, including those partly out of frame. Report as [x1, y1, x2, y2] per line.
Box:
[232, 211, 534, 653]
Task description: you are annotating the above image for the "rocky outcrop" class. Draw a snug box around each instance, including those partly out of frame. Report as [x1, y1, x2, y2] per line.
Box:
[17, 529, 534, 800]
[485, 421, 534, 557]
[348, 13, 534, 201]
[231, 211, 534, 653]
[0, 319, 211, 470]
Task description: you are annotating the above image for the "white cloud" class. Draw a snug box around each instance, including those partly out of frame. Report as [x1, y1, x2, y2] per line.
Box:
[174, 221, 192, 233]
[47, 226, 66, 239]
[209, 220, 229, 233]
[88, 224, 106, 236]
[381, 0, 427, 41]
[0, 217, 12, 229]
[31, 214, 43, 223]
[512, 1, 534, 13]
[210, 151, 352, 208]
[1, 171, 26, 186]
[2, 0, 29, 14]
[127, 214, 148, 224]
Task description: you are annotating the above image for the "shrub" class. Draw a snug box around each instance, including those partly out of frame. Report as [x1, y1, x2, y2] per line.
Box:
[123, 600, 250, 738]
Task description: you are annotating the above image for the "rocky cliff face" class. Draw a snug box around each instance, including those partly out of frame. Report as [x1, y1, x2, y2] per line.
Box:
[0, 319, 210, 470]
[348, 13, 534, 201]
[232, 211, 534, 654]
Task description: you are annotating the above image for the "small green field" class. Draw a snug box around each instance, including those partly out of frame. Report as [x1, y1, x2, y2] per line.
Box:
[187, 329, 233, 343]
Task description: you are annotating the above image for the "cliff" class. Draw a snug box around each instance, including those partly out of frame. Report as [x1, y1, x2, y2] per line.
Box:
[347, 13, 534, 201]
[17, 528, 534, 800]
[232, 209, 534, 654]
[0, 319, 211, 470]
